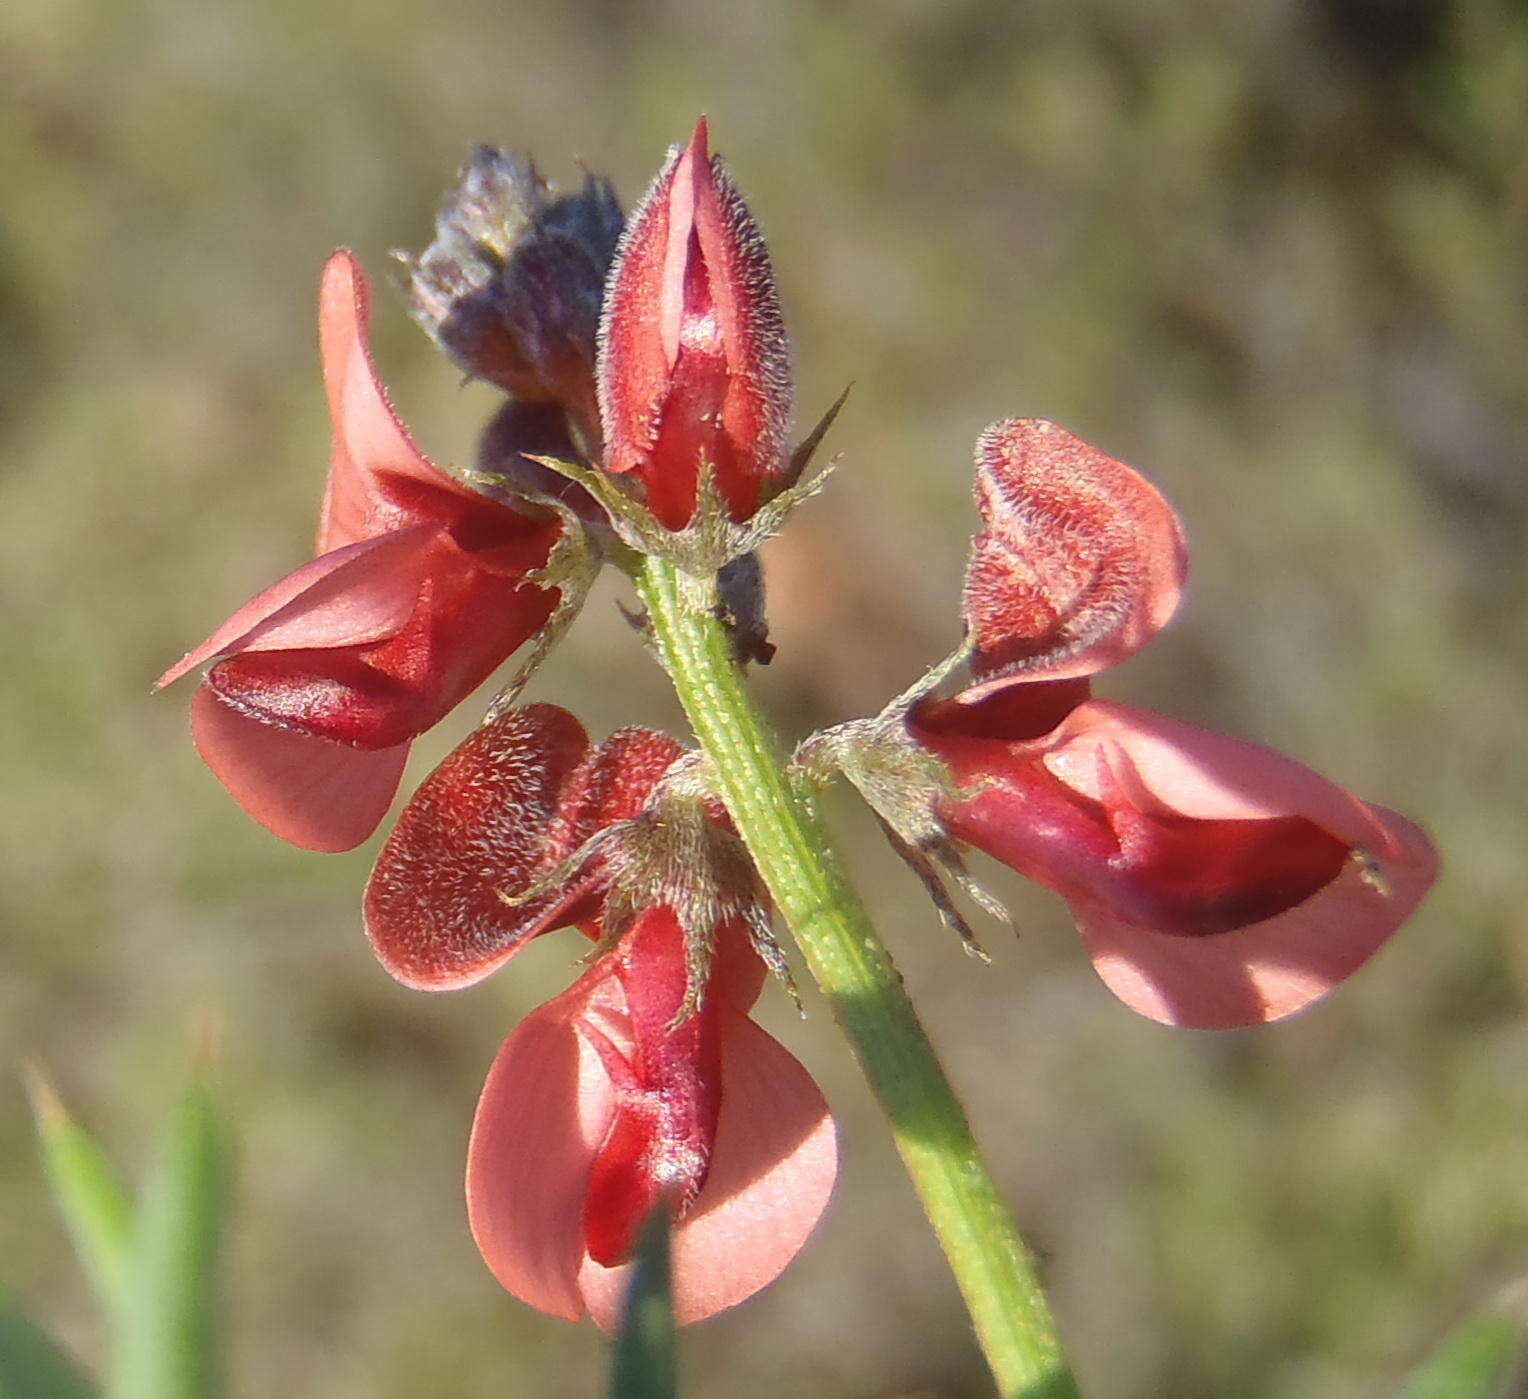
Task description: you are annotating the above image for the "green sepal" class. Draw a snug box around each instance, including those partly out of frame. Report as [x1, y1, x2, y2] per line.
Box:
[526, 386, 849, 578]
[792, 642, 1009, 956]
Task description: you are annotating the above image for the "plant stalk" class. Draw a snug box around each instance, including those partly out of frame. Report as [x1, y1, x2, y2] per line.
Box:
[635, 555, 1078, 1399]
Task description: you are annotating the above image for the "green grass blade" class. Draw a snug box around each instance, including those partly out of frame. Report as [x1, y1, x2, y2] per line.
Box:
[608, 1211, 678, 1399]
[1394, 1302, 1528, 1399]
[22, 1065, 133, 1319]
[0, 1304, 97, 1399]
[106, 1067, 230, 1399]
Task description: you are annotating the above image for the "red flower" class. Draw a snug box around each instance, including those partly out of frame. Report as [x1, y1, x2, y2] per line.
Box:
[156, 252, 565, 852]
[468, 907, 835, 1328]
[909, 420, 1436, 1029]
[598, 118, 792, 530]
[364, 705, 836, 1325]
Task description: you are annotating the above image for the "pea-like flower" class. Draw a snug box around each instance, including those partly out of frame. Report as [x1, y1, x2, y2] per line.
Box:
[834, 419, 1436, 1029]
[156, 252, 573, 852]
[364, 705, 836, 1326]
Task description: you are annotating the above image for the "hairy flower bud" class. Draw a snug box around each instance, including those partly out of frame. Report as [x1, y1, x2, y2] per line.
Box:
[401, 146, 623, 441]
[598, 119, 792, 529]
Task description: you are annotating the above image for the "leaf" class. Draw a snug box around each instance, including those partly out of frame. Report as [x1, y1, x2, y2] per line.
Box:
[0, 1304, 96, 1399]
[22, 1065, 134, 1319]
[106, 1061, 230, 1399]
[1394, 1300, 1528, 1399]
[607, 1210, 678, 1399]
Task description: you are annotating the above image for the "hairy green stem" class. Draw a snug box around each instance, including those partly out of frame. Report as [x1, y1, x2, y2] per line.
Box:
[635, 555, 1078, 1399]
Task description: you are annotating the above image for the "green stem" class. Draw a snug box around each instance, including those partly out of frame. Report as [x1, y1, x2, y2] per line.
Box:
[635, 556, 1079, 1399]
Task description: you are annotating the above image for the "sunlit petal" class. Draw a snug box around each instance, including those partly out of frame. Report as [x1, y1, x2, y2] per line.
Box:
[189, 685, 408, 851]
[961, 419, 1187, 691]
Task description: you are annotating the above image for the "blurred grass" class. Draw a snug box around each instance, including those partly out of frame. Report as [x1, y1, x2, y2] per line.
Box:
[2, 0, 1525, 1395]
[1392, 1292, 1528, 1399]
[608, 1213, 677, 1399]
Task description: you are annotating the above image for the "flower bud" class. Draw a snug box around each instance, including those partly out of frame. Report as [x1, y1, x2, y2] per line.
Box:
[401, 146, 623, 440]
[598, 119, 792, 529]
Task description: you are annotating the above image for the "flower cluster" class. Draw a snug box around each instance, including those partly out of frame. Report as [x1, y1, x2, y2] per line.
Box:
[160, 120, 1435, 1327]
[159, 122, 839, 1325]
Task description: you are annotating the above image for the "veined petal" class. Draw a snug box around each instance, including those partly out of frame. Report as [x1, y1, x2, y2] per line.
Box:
[578, 1004, 837, 1330]
[314, 253, 564, 567]
[189, 685, 409, 851]
[155, 524, 438, 690]
[576, 912, 774, 1270]
[364, 705, 595, 989]
[596, 143, 678, 479]
[365, 711, 688, 989]
[467, 918, 834, 1328]
[1044, 701, 1414, 846]
[581, 909, 721, 1269]
[204, 534, 557, 751]
[165, 252, 572, 850]
[960, 419, 1187, 692]
[544, 727, 687, 866]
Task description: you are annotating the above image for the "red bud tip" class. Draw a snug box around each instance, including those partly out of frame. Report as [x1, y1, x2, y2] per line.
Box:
[598, 123, 792, 529]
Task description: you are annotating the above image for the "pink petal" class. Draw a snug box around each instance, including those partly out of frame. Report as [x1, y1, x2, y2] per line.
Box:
[960, 419, 1187, 694]
[658, 122, 702, 371]
[155, 524, 438, 689]
[1078, 806, 1435, 1027]
[364, 706, 595, 990]
[1048, 702, 1437, 1027]
[467, 974, 622, 1322]
[1044, 701, 1418, 854]
[545, 726, 687, 867]
[582, 909, 721, 1268]
[189, 684, 408, 852]
[708, 917, 770, 1017]
[578, 1005, 837, 1329]
[316, 250, 469, 552]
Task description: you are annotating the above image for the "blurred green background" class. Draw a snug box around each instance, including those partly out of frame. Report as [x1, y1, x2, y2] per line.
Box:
[3, 0, 1526, 1395]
